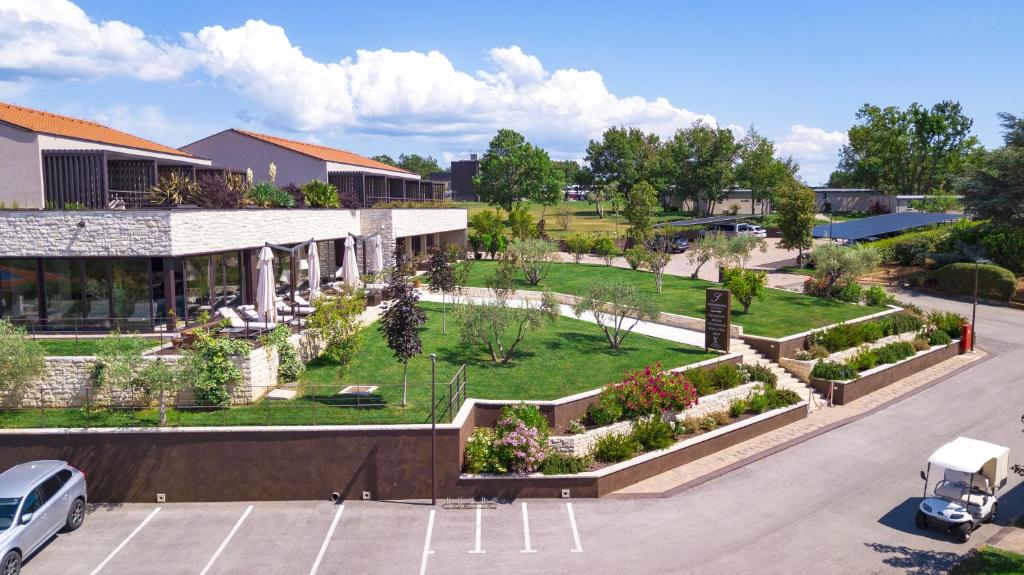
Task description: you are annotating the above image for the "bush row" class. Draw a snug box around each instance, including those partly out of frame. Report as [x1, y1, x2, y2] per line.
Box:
[810, 336, 936, 381]
[805, 311, 924, 353]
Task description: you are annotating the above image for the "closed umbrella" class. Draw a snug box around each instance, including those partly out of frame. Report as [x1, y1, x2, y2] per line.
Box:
[256, 247, 277, 323]
[307, 242, 321, 298]
[342, 237, 359, 287]
[370, 235, 384, 273]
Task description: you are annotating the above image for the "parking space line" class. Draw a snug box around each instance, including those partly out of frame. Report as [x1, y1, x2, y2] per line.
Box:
[566, 502, 583, 553]
[419, 509, 436, 575]
[87, 506, 161, 575]
[468, 506, 485, 554]
[309, 504, 345, 575]
[199, 504, 253, 575]
[520, 503, 536, 554]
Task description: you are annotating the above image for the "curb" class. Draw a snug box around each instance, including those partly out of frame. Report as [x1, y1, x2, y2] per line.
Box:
[608, 350, 992, 499]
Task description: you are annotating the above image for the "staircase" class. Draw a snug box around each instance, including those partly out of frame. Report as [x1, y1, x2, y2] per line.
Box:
[730, 339, 828, 412]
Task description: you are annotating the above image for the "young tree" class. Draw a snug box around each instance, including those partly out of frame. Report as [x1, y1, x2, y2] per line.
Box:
[507, 238, 558, 285]
[722, 267, 768, 313]
[808, 244, 881, 297]
[379, 267, 427, 405]
[135, 358, 184, 427]
[308, 289, 367, 368]
[425, 247, 456, 334]
[686, 232, 729, 279]
[563, 233, 594, 264]
[624, 181, 658, 244]
[592, 235, 618, 266]
[720, 234, 768, 269]
[572, 279, 658, 350]
[586, 180, 617, 219]
[774, 179, 817, 264]
[507, 205, 535, 240]
[644, 241, 673, 294]
[474, 129, 564, 212]
[0, 320, 46, 397]
[94, 332, 185, 425]
[454, 290, 559, 365]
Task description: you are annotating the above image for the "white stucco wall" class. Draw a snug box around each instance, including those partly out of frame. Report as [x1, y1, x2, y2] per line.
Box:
[390, 208, 468, 237]
[0, 123, 43, 209]
[181, 130, 328, 185]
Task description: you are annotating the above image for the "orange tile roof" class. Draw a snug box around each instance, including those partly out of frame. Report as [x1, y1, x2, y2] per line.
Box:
[0, 101, 194, 158]
[233, 129, 412, 175]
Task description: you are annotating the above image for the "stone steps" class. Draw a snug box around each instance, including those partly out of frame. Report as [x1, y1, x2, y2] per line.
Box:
[730, 340, 828, 411]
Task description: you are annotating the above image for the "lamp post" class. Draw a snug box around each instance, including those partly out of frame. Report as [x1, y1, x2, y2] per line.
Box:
[971, 258, 991, 352]
[430, 353, 437, 506]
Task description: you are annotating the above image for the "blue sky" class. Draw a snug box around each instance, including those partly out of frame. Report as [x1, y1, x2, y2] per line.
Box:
[1, 0, 1021, 184]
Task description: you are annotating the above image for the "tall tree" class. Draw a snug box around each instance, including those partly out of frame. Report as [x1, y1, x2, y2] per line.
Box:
[662, 121, 739, 215]
[583, 126, 661, 203]
[397, 153, 442, 178]
[735, 128, 795, 214]
[379, 263, 426, 405]
[474, 129, 564, 212]
[552, 160, 582, 191]
[774, 179, 817, 264]
[623, 181, 658, 244]
[957, 112, 1024, 225]
[998, 112, 1024, 148]
[828, 101, 980, 195]
[372, 154, 398, 167]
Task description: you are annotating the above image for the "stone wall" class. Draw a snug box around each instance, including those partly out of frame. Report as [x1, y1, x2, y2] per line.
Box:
[0, 211, 173, 257]
[359, 209, 396, 268]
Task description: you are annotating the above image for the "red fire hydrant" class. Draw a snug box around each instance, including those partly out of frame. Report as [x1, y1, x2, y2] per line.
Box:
[960, 323, 973, 353]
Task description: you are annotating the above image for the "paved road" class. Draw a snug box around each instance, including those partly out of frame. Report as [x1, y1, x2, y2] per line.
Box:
[20, 296, 1024, 575]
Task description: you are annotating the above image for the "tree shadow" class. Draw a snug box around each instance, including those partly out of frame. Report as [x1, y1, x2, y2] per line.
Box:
[862, 542, 962, 575]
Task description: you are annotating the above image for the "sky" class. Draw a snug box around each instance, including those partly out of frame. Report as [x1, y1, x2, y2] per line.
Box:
[0, 0, 1021, 185]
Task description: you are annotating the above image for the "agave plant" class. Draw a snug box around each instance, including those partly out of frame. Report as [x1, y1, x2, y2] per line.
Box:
[149, 173, 200, 205]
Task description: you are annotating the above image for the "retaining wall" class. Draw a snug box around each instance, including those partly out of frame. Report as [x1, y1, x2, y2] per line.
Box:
[739, 305, 902, 362]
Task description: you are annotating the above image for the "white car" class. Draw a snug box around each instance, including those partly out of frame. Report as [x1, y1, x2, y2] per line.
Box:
[1, 461, 88, 575]
[916, 437, 1007, 542]
[700, 222, 766, 238]
[743, 224, 768, 238]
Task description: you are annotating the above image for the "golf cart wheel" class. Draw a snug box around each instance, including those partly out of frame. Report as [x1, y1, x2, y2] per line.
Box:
[64, 497, 85, 532]
[915, 510, 928, 529]
[957, 522, 972, 543]
[988, 502, 998, 523]
[1, 551, 20, 575]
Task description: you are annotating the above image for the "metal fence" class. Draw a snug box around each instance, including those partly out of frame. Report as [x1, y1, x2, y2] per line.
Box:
[0, 367, 469, 429]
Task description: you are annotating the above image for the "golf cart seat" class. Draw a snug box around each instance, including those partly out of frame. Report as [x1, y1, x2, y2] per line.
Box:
[935, 481, 989, 507]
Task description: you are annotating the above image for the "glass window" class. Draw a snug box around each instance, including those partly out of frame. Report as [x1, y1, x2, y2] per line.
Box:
[112, 259, 151, 329]
[224, 252, 243, 308]
[272, 249, 291, 296]
[20, 489, 40, 518]
[45, 259, 83, 326]
[39, 474, 66, 503]
[0, 258, 39, 322]
[185, 255, 211, 318]
[0, 498, 18, 532]
[83, 259, 111, 328]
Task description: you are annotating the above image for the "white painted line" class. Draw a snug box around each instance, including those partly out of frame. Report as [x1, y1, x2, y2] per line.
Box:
[419, 509, 436, 575]
[468, 505, 486, 554]
[520, 503, 536, 553]
[199, 504, 253, 575]
[309, 505, 345, 575]
[566, 502, 583, 553]
[88, 507, 161, 575]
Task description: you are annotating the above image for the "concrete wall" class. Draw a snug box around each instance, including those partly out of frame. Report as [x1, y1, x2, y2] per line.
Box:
[167, 209, 360, 255]
[36, 134, 210, 166]
[0, 123, 43, 208]
[181, 130, 327, 186]
[390, 208, 467, 237]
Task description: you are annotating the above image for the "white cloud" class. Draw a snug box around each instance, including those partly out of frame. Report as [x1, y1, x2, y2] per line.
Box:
[90, 104, 208, 147]
[776, 124, 848, 185]
[0, 0, 192, 81]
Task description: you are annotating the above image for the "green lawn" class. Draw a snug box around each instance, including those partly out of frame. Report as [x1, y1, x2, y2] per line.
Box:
[459, 261, 885, 338]
[949, 546, 1024, 575]
[0, 302, 714, 427]
[455, 200, 686, 239]
[32, 337, 152, 356]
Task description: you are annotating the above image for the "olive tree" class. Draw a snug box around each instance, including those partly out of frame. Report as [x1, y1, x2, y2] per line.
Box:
[425, 247, 456, 334]
[686, 232, 728, 279]
[507, 238, 559, 285]
[720, 234, 768, 269]
[93, 332, 183, 426]
[454, 290, 559, 365]
[809, 244, 881, 297]
[572, 279, 658, 350]
[0, 320, 46, 398]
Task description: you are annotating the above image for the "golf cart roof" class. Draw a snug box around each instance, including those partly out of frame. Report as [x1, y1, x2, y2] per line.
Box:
[929, 437, 1009, 474]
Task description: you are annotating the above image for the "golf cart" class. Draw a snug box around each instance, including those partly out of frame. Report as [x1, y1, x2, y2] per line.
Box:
[916, 437, 1009, 542]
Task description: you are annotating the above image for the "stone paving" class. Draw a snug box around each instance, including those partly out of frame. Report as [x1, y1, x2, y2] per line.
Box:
[611, 348, 986, 497]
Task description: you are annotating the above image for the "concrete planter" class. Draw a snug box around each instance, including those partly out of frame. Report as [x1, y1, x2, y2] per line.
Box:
[740, 305, 902, 362]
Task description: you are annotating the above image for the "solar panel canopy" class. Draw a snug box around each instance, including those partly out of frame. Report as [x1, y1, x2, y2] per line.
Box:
[812, 212, 963, 241]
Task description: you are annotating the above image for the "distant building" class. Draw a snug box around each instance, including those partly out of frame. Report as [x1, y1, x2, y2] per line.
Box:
[811, 188, 958, 214]
[449, 154, 481, 202]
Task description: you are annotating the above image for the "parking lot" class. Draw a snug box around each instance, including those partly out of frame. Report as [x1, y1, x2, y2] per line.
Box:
[21, 499, 595, 575]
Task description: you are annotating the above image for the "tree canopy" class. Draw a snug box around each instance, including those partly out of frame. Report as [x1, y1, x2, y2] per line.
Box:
[828, 101, 980, 195]
[583, 126, 661, 203]
[372, 153, 443, 178]
[661, 121, 739, 215]
[474, 129, 564, 211]
[774, 179, 817, 263]
[957, 112, 1024, 225]
[735, 128, 797, 214]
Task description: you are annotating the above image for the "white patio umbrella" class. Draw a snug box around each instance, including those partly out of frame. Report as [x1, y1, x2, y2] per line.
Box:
[369, 235, 384, 273]
[307, 241, 321, 298]
[342, 236, 359, 287]
[256, 246, 277, 323]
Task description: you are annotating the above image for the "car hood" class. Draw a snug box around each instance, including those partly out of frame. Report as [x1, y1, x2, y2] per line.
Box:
[921, 497, 969, 518]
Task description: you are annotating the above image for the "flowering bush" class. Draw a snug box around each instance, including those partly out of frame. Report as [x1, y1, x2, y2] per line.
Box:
[463, 403, 550, 475]
[494, 418, 547, 474]
[600, 363, 698, 419]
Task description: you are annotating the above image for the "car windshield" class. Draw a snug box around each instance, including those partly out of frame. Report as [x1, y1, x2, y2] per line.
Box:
[0, 498, 20, 532]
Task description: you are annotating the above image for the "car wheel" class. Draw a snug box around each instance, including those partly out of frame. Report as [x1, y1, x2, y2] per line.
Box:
[915, 510, 928, 529]
[64, 497, 85, 532]
[1, 551, 20, 575]
[988, 502, 998, 523]
[957, 522, 972, 543]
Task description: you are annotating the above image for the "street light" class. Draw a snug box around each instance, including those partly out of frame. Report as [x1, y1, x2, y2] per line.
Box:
[971, 257, 992, 352]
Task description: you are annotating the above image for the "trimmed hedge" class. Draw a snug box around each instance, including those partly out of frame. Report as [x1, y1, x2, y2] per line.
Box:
[929, 263, 1017, 301]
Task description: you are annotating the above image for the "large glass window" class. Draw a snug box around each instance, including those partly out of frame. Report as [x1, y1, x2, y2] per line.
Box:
[272, 249, 292, 296]
[112, 259, 151, 329]
[317, 241, 335, 286]
[45, 259, 82, 326]
[0, 259, 39, 322]
[185, 255, 211, 319]
[83, 259, 111, 328]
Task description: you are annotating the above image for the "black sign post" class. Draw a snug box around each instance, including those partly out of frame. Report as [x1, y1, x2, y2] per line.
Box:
[705, 288, 731, 353]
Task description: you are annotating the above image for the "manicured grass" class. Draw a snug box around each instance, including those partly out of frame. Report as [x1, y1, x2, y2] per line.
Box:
[949, 546, 1024, 575]
[455, 200, 686, 239]
[32, 337, 152, 356]
[775, 265, 816, 277]
[459, 261, 886, 338]
[0, 302, 714, 427]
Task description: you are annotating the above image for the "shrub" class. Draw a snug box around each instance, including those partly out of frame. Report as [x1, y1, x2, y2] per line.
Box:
[747, 391, 770, 414]
[498, 403, 550, 440]
[0, 320, 49, 395]
[599, 363, 698, 418]
[258, 325, 304, 382]
[592, 235, 618, 266]
[811, 360, 857, 381]
[179, 330, 252, 406]
[464, 427, 503, 474]
[540, 453, 593, 475]
[195, 173, 245, 209]
[630, 415, 676, 451]
[699, 415, 719, 432]
[929, 263, 1017, 301]
[508, 205, 535, 239]
[280, 183, 305, 207]
[756, 387, 802, 411]
[834, 281, 863, 303]
[564, 233, 593, 264]
[565, 418, 585, 435]
[729, 398, 748, 418]
[594, 432, 641, 463]
[863, 285, 896, 307]
[877, 312, 924, 337]
[859, 321, 884, 343]
[686, 364, 744, 396]
[711, 410, 732, 426]
[913, 337, 931, 351]
[624, 246, 648, 270]
[493, 417, 548, 474]
[928, 311, 966, 339]
[850, 346, 877, 371]
[247, 182, 295, 207]
[927, 329, 952, 346]
[979, 225, 1024, 274]
[809, 344, 830, 359]
[793, 350, 814, 361]
[301, 180, 341, 208]
[738, 363, 778, 388]
[722, 267, 768, 313]
[585, 397, 624, 426]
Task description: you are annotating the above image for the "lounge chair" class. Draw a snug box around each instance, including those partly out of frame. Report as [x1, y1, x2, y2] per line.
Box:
[218, 307, 276, 337]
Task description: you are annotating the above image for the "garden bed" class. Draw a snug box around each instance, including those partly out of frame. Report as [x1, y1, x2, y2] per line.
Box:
[809, 339, 961, 405]
[740, 306, 901, 362]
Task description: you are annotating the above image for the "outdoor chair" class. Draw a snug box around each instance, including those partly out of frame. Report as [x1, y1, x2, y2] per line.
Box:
[218, 307, 276, 337]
